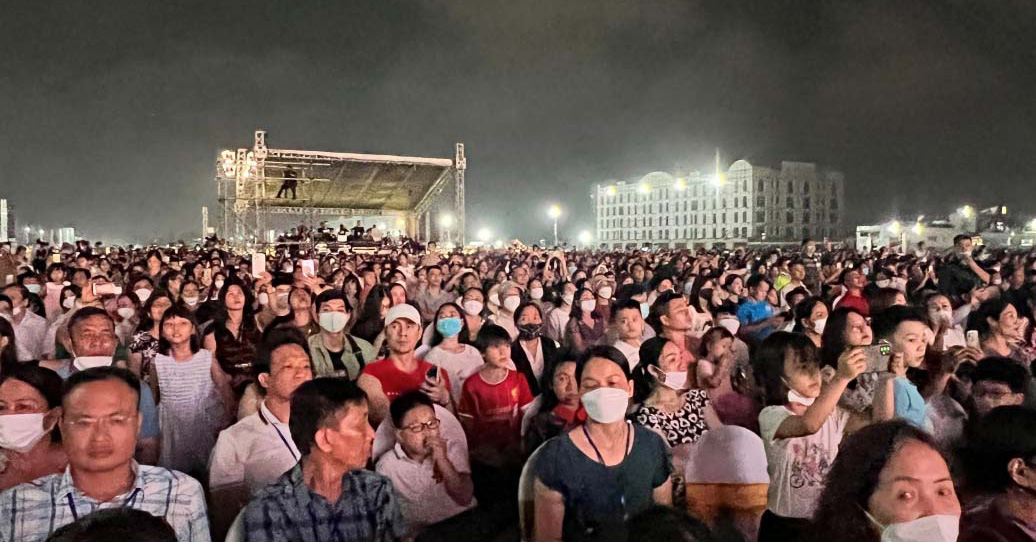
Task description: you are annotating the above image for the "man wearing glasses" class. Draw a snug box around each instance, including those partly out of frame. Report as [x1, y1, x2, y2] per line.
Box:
[0, 367, 210, 542]
[375, 391, 474, 537]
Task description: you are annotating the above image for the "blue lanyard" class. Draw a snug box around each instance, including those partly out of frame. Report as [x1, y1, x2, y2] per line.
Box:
[67, 487, 141, 521]
[272, 423, 299, 462]
[582, 422, 631, 519]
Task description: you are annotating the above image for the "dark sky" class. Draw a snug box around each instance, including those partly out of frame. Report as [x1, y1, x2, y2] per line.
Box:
[3, 0, 1036, 243]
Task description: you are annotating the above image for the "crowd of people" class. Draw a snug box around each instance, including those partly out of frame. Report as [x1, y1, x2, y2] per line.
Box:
[0, 233, 1035, 542]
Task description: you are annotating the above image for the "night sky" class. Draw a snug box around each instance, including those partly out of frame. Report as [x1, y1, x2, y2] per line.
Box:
[3, 0, 1035, 243]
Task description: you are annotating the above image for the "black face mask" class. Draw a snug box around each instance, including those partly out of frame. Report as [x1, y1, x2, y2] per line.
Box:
[517, 323, 542, 341]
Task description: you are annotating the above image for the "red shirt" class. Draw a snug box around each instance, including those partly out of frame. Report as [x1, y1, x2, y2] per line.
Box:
[458, 369, 534, 458]
[360, 357, 452, 403]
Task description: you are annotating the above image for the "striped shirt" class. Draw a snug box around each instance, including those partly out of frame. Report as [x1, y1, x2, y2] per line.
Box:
[243, 463, 405, 542]
[0, 462, 210, 542]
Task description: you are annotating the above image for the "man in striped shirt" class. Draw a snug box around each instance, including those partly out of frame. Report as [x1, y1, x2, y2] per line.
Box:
[0, 367, 210, 542]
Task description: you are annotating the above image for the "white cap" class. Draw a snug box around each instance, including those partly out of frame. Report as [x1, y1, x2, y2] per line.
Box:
[384, 303, 421, 327]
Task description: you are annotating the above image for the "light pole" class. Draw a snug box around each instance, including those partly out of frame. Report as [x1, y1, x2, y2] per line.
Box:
[547, 205, 562, 247]
[23, 226, 30, 245]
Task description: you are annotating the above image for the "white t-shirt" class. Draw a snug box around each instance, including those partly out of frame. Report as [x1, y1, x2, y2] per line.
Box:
[375, 439, 475, 533]
[612, 340, 641, 370]
[425, 344, 485, 403]
[758, 404, 851, 518]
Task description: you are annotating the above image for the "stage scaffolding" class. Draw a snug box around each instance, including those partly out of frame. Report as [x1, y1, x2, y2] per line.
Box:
[215, 130, 466, 246]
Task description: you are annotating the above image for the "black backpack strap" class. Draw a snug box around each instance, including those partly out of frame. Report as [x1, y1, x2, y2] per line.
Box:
[345, 334, 366, 370]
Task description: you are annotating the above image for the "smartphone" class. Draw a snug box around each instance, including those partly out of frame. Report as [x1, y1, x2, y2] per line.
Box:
[859, 341, 892, 373]
[301, 259, 316, 277]
[966, 330, 980, 349]
[202, 267, 212, 283]
[50, 253, 61, 263]
[91, 283, 122, 296]
[426, 366, 439, 381]
[251, 253, 266, 277]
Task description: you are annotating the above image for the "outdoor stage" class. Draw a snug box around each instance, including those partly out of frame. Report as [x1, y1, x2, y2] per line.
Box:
[214, 130, 466, 246]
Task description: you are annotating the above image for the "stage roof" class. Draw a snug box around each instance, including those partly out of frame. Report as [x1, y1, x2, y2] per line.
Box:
[254, 147, 459, 212]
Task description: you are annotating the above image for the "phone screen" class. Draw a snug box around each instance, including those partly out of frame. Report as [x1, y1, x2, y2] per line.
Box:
[252, 253, 266, 277]
[301, 260, 316, 277]
[860, 342, 892, 373]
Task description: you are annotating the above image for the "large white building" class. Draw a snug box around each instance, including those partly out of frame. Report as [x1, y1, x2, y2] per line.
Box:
[593, 159, 845, 248]
[0, 199, 8, 243]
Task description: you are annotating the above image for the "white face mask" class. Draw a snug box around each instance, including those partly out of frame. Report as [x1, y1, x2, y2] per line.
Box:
[581, 387, 630, 423]
[503, 296, 521, 313]
[812, 317, 827, 335]
[875, 514, 959, 542]
[12, 306, 22, 317]
[717, 317, 740, 335]
[876, 279, 891, 288]
[488, 293, 500, 306]
[62, 296, 75, 310]
[276, 292, 290, 307]
[786, 386, 816, 406]
[258, 292, 269, 305]
[134, 288, 152, 303]
[214, 280, 225, 290]
[116, 307, 135, 320]
[25, 284, 41, 295]
[580, 299, 597, 313]
[598, 286, 613, 299]
[182, 295, 199, 306]
[561, 293, 575, 306]
[530, 287, 544, 300]
[463, 300, 483, 316]
[928, 309, 952, 326]
[651, 367, 688, 390]
[318, 311, 348, 333]
[0, 413, 49, 453]
[73, 356, 114, 371]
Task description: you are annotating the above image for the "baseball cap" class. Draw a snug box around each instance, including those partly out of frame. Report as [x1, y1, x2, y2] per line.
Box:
[385, 303, 421, 327]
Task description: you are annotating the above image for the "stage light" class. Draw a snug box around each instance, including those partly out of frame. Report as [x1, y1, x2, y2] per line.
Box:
[960, 205, 974, 218]
[887, 220, 902, 234]
[219, 150, 237, 178]
[547, 205, 562, 219]
[578, 230, 592, 245]
[912, 222, 924, 236]
[439, 214, 454, 228]
[477, 227, 491, 242]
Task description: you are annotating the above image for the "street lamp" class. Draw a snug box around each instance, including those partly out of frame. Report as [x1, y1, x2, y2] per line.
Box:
[547, 205, 562, 247]
[577, 230, 592, 247]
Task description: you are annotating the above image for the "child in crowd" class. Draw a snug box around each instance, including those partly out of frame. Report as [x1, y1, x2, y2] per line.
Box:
[457, 324, 534, 506]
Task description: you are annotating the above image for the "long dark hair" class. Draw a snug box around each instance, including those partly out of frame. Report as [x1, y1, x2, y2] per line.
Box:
[538, 357, 578, 413]
[819, 307, 865, 370]
[213, 277, 258, 337]
[752, 331, 820, 407]
[352, 285, 390, 344]
[811, 421, 943, 542]
[631, 336, 670, 403]
[568, 287, 598, 321]
[136, 289, 173, 334]
[0, 316, 19, 372]
[157, 304, 201, 355]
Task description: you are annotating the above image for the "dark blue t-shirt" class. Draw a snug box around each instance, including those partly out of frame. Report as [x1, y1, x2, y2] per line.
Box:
[534, 423, 672, 542]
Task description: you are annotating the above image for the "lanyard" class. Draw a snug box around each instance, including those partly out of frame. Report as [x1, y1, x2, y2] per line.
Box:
[67, 487, 141, 521]
[582, 422, 631, 519]
[271, 422, 299, 462]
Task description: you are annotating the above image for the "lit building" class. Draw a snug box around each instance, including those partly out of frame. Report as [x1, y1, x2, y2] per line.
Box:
[0, 199, 8, 243]
[57, 227, 76, 245]
[594, 159, 845, 248]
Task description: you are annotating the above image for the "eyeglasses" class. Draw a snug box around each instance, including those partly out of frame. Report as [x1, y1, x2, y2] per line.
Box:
[402, 419, 440, 434]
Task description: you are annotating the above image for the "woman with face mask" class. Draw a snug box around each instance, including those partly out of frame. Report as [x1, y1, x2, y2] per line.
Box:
[811, 420, 960, 542]
[111, 292, 141, 347]
[511, 302, 561, 396]
[423, 302, 482, 404]
[632, 336, 724, 503]
[792, 297, 830, 348]
[564, 288, 606, 357]
[544, 281, 577, 344]
[459, 287, 485, 344]
[487, 281, 522, 341]
[0, 365, 66, 491]
[533, 345, 673, 542]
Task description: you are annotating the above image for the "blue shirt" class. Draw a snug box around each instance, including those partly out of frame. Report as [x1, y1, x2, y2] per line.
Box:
[243, 462, 405, 542]
[893, 377, 927, 429]
[737, 300, 774, 326]
[55, 362, 159, 439]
